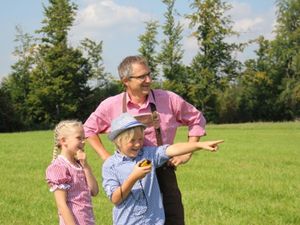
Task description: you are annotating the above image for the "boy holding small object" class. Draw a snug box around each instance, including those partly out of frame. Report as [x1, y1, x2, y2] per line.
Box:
[102, 113, 223, 225]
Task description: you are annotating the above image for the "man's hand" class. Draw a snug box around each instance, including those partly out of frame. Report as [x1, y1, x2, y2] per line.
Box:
[168, 153, 192, 167]
[167, 136, 201, 167]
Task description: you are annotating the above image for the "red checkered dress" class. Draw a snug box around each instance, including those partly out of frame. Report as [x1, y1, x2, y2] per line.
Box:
[46, 155, 95, 225]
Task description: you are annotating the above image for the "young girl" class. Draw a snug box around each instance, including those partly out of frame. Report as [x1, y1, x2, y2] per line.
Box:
[102, 113, 223, 225]
[46, 120, 99, 225]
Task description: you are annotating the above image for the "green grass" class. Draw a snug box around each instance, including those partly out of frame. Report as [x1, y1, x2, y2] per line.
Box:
[0, 122, 299, 225]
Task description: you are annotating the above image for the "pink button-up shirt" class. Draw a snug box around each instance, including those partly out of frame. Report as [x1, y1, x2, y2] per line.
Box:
[84, 89, 206, 146]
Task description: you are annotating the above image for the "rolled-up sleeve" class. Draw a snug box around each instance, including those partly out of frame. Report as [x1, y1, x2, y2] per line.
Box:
[102, 162, 119, 200]
[84, 101, 111, 138]
[170, 91, 206, 137]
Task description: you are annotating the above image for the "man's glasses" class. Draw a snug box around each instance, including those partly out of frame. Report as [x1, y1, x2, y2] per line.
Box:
[129, 72, 152, 81]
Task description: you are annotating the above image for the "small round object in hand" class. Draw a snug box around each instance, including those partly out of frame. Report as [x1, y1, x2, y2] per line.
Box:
[139, 159, 151, 167]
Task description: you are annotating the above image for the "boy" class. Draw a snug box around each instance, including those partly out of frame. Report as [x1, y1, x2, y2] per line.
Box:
[102, 113, 223, 225]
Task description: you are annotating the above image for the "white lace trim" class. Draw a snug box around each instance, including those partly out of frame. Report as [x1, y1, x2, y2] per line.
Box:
[49, 184, 71, 192]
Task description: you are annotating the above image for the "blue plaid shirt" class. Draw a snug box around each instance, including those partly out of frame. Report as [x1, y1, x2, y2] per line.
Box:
[102, 145, 170, 225]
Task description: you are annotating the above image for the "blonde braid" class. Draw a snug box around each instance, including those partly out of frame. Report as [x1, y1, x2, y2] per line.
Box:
[52, 120, 83, 161]
[52, 145, 61, 161]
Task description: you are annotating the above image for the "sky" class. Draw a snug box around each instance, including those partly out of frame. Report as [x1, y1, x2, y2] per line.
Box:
[0, 0, 277, 81]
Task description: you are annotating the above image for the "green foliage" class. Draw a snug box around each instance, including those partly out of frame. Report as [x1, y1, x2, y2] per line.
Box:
[159, 0, 185, 80]
[1, 27, 37, 129]
[186, 0, 242, 121]
[38, 0, 77, 44]
[272, 0, 300, 119]
[187, 0, 241, 80]
[215, 86, 241, 123]
[80, 38, 109, 85]
[156, 0, 192, 99]
[235, 0, 300, 122]
[138, 20, 160, 80]
[0, 87, 21, 131]
[27, 46, 92, 127]
[238, 37, 279, 121]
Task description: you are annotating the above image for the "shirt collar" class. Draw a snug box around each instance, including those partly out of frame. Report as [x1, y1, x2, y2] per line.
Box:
[115, 148, 144, 162]
[125, 91, 155, 109]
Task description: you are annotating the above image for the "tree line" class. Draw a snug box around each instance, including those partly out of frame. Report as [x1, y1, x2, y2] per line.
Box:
[0, 0, 299, 132]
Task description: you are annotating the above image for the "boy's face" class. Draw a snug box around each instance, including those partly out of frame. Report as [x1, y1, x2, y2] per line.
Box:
[119, 128, 144, 158]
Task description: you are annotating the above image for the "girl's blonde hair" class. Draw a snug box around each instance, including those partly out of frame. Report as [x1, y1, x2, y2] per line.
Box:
[52, 120, 83, 161]
[113, 126, 144, 148]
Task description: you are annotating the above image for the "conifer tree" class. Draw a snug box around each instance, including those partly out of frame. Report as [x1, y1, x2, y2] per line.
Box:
[186, 0, 242, 121]
[158, 0, 188, 98]
[138, 20, 159, 80]
[27, 0, 92, 127]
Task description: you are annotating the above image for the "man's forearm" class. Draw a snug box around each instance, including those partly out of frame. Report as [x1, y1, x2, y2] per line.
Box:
[86, 135, 110, 160]
[187, 136, 200, 156]
[188, 136, 200, 142]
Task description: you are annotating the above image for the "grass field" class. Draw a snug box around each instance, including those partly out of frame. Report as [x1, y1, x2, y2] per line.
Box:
[0, 122, 299, 225]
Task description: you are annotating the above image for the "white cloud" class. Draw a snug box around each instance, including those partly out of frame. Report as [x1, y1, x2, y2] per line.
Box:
[77, 0, 150, 28]
[230, 1, 276, 40]
[71, 0, 151, 39]
[229, 1, 252, 19]
[68, 0, 154, 76]
[233, 17, 264, 33]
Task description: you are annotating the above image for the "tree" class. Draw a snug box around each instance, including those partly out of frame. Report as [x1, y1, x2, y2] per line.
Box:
[27, 0, 92, 128]
[186, 0, 242, 121]
[80, 38, 109, 87]
[273, 0, 300, 119]
[0, 85, 21, 132]
[1, 26, 37, 129]
[158, 0, 189, 99]
[80, 38, 121, 119]
[236, 36, 278, 121]
[138, 20, 160, 80]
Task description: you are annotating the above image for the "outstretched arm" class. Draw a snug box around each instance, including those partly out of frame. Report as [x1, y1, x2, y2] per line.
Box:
[166, 140, 223, 158]
[168, 136, 200, 166]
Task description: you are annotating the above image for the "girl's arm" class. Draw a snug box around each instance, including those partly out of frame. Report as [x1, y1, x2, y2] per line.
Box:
[54, 189, 76, 225]
[111, 162, 151, 205]
[77, 150, 99, 196]
[83, 164, 99, 196]
[166, 140, 223, 157]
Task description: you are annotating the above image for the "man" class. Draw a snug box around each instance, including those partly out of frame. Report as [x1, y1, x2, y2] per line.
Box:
[84, 55, 206, 225]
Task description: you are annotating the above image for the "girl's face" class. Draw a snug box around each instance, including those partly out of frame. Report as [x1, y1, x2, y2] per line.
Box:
[119, 128, 144, 158]
[61, 127, 85, 155]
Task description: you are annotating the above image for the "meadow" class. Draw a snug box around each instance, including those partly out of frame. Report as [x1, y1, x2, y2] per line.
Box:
[0, 122, 299, 225]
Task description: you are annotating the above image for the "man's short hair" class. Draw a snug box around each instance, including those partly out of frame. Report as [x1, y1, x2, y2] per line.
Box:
[118, 55, 149, 80]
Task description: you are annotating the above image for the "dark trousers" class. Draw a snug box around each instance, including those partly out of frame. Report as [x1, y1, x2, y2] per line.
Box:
[156, 164, 185, 225]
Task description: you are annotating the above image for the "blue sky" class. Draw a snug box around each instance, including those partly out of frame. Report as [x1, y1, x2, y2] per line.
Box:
[0, 0, 276, 81]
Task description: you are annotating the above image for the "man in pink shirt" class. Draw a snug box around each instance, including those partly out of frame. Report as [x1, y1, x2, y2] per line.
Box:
[84, 55, 206, 225]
